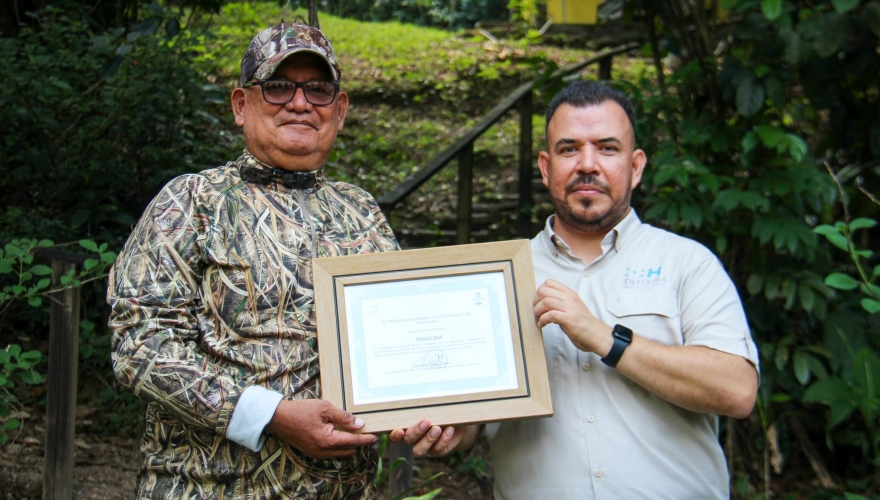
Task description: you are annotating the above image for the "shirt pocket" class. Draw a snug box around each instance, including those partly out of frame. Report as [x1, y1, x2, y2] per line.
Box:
[605, 288, 681, 345]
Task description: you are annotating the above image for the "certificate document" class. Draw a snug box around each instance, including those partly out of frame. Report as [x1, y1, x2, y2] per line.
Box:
[343, 271, 519, 405]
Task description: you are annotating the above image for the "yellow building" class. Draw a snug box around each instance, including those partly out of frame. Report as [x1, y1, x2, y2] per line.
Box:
[546, 0, 602, 25]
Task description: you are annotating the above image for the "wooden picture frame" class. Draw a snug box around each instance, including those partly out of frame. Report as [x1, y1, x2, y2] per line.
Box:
[313, 240, 553, 433]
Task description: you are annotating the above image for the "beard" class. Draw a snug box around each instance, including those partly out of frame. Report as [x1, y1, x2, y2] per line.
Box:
[550, 174, 632, 234]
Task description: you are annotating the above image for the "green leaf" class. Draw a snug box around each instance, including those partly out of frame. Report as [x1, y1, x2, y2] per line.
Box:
[79, 239, 99, 253]
[755, 125, 787, 147]
[680, 205, 702, 228]
[775, 343, 790, 370]
[812, 12, 848, 58]
[831, 0, 860, 13]
[27, 296, 42, 307]
[19, 371, 42, 384]
[805, 353, 829, 380]
[793, 350, 811, 385]
[84, 258, 98, 271]
[2, 419, 20, 431]
[798, 282, 815, 312]
[873, 264, 880, 278]
[825, 273, 859, 290]
[804, 377, 851, 403]
[742, 131, 760, 153]
[101, 252, 119, 264]
[761, 0, 783, 20]
[813, 224, 840, 236]
[852, 348, 880, 422]
[814, 225, 850, 251]
[20, 351, 40, 361]
[166, 18, 181, 37]
[0, 259, 12, 273]
[859, 282, 880, 298]
[780, 134, 808, 161]
[771, 393, 793, 402]
[849, 218, 877, 231]
[38, 239, 53, 248]
[747, 274, 764, 295]
[736, 73, 765, 117]
[829, 398, 857, 427]
[30, 265, 52, 276]
[8, 345, 21, 357]
[862, 298, 880, 314]
[404, 488, 443, 500]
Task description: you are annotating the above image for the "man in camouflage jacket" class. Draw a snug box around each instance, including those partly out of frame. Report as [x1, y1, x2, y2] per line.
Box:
[108, 22, 398, 499]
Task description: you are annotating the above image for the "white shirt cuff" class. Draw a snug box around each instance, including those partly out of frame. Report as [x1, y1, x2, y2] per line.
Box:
[226, 386, 284, 452]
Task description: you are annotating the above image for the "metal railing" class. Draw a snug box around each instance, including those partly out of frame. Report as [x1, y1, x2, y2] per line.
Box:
[377, 42, 641, 244]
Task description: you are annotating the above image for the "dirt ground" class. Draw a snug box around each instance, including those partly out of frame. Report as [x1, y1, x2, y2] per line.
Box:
[0, 408, 493, 500]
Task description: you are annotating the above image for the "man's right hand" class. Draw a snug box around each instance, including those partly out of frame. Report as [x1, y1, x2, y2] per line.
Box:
[265, 399, 376, 460]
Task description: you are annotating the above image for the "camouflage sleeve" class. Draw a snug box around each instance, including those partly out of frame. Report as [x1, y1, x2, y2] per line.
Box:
[107, 174, 241, 436]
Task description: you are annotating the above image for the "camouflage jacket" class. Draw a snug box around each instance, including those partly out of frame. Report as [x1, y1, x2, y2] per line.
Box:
[108, 150, 399, 499]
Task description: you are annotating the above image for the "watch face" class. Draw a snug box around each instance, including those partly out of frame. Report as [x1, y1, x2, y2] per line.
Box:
[613, 324, 633, 342]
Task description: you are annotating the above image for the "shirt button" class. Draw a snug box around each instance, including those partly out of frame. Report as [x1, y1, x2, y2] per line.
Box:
[583, 270, 590, 277]
[595, 469, 604, 478]
[588, 415, 596, 423]
[582, 363, 591, 372]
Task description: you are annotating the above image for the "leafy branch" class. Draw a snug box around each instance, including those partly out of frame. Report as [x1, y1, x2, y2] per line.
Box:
[0, 238, 118, 318]
[0, 345, 42, 444]
[814, 164, 880, 314]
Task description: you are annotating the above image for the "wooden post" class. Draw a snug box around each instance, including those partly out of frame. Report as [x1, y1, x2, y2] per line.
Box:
[389, 443, 414, 497]
[599, 56, 613, 80]
[43, 261, 81, 500]
[308, 0, 320, 29]
[517, 90, 534, 238]
[456, 142, 474, 245]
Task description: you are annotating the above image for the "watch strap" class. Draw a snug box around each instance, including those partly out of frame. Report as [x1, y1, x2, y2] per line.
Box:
[601, 325, 633, 368]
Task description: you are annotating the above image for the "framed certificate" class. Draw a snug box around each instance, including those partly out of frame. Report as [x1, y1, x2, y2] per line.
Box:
[313, 240, 552, 433]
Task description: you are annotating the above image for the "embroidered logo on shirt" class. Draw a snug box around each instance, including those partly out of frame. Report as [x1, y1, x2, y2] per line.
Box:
[624, 266, 668, 287]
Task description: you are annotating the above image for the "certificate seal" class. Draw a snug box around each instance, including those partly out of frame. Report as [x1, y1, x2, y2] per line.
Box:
[411, 350, 450, 377]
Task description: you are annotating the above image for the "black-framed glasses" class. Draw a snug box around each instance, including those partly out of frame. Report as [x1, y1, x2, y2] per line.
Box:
[243, 79, 340, 106]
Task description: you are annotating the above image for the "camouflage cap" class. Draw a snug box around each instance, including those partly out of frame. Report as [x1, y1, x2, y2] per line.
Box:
[240, 22, 340, 87]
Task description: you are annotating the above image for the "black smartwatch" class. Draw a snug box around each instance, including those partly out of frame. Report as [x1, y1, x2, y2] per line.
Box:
[601, 324, 633, 368]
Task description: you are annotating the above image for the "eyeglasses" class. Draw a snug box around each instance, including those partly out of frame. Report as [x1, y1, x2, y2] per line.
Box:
[243, 80, 340, 106]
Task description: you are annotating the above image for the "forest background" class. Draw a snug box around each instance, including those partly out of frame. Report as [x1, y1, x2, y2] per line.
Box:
[0, 0, 879, 498]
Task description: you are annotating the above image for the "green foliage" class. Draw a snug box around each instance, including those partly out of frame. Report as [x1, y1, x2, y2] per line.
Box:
[0, 4, 235, 246]
[0, 238, 117, 313]
[627, 0, 879, 490]
[0, 344, 42, 444]
[815, 218, 880, 315]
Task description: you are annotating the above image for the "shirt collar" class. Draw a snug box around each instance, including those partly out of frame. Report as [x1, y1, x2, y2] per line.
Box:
[540, 209, 642, 260]
[236, 149, 326, 191]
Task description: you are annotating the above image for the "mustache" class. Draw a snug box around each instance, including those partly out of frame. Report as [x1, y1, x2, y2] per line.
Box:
[565, 175, 609, 195]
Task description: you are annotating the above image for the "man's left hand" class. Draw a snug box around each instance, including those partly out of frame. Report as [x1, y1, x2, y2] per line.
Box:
[534, 279, 613, 356]
[388, 421, 479, 457]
